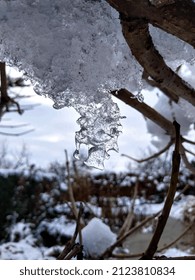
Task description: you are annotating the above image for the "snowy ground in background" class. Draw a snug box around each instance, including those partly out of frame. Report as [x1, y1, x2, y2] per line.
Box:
[0, 194, 194, 260]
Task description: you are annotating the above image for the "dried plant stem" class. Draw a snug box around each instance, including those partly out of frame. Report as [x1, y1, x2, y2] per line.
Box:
[159, 255, 195, 260]
[100, 183, 189, 259]
[57, 203, 84, 260]
[140, 121, 181, 259]
[111, 88, 174, 136]
[0, 62, 23, 117]
[65, 149, 79, 220]
[117, 179, 138, 239]
[156, 221, 193, 253]
[121, 140, 173, 163]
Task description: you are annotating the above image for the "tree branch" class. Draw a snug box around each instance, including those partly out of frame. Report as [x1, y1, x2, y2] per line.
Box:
[121, 139, 173, 163]
[140, 121, 181, 259]
[111, 89, 175, 136]
[120, 16, 195, 106]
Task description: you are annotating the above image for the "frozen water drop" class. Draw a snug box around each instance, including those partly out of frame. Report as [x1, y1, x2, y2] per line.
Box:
[73, 149, 80, 160]
[84, 147, 105, 170]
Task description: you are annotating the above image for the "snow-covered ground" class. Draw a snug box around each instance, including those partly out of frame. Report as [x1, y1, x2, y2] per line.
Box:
[0, 194, 194, 260]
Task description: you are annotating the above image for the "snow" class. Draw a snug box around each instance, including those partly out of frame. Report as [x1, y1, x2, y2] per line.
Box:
[134, 195, 195, 222]
[59, 182, 68, 191]
[159, 247, 193, 258]
[78, 218, 117, 258]
[0, 195, 194, 259]
[0, 240, 43, 260]
[38, 216, 76, 238]
[9, 222, 32, 242]
[0, 0, 134, 169]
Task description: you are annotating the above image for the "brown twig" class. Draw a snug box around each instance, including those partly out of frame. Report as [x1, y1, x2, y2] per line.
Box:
[183, 147, 195, 157]
[157, 255, 195, 260]
[0, 62, 23, 117]
[117, 179, 138, 239]
[112, 220, 192, 258]
[182, 137, 195, 145]
[0, 129, 34, 136]
[121, 139, 173, 163]
[100, 183, 189, 259]
[57, 203, 84, 260]
[140, 121, 181, 259]
[180, 144, 195, 174]
[65, 149, 79, 220]
[156, 221, 194, 253]
[111, 88, 175, 136]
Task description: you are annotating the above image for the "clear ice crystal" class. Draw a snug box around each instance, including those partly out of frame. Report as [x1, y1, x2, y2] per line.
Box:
[73, 96, 122, 170]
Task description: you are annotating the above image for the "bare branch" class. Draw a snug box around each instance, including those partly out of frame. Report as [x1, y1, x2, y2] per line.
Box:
[120, 16, 195, 106]
[65, 149, 79, 220]
[117, 179, 138, 239]
[183, 147, 195, 157]
[100, 183, 190, 259]
[180, 144, 195, 174]
[0, 128, 34, 136]
[111, 89, 175, 136]
[112, 221, 193, 259]
[182, 136, 195, 146]
[121, 139, 173, 163]
[140, 121, 181, 259]
[57, 203, 84, 260]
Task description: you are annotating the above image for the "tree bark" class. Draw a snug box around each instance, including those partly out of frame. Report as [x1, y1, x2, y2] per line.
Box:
[106, 0, 195, 47]
[120, 16, 195, 105]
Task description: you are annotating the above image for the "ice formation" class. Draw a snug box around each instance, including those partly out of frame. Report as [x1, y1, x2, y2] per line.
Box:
[0, 0, 139, 169]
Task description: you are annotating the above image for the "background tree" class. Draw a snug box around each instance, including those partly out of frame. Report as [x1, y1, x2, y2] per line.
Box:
[0, 62, 36, 136]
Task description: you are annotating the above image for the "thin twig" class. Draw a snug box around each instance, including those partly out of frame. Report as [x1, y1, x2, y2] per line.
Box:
[180, 144, 195, 174]
[157, 255, 195, 260]
[182, 136, 195, 145]
[57, 203, 84, 260]
[64, 244, 83, 260]
[117, 179, 138, 239]
[140, 121, 181, 259]
[111, 88, 175, 136]
[184, 147, 195, 157]
[100, 183, 189, 259]
[0, 128, 34, 136]
[65, 149, 79, 220]
[0, 62, 23, 116]
[156, 221, 193, 253]
[121, 140, 173, 163]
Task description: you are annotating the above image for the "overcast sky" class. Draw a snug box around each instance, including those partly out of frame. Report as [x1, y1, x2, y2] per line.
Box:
[0, 83, 157, 172]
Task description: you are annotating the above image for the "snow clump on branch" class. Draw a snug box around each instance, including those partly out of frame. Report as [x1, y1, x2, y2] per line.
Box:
[0, 0, 141, 169]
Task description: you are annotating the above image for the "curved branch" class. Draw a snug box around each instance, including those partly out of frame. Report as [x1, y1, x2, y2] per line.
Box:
[120, 17, 195, 106]
[0, 129, 34, 136]
[182, 136, 195, 146]
[121, 139, 173, 163]
[180, 144, 195, 173]
[106, 0, 195, 48]
[140, 121, 181, 259]
[111, 89, 175, 136]
[184, 147, 195, 157]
